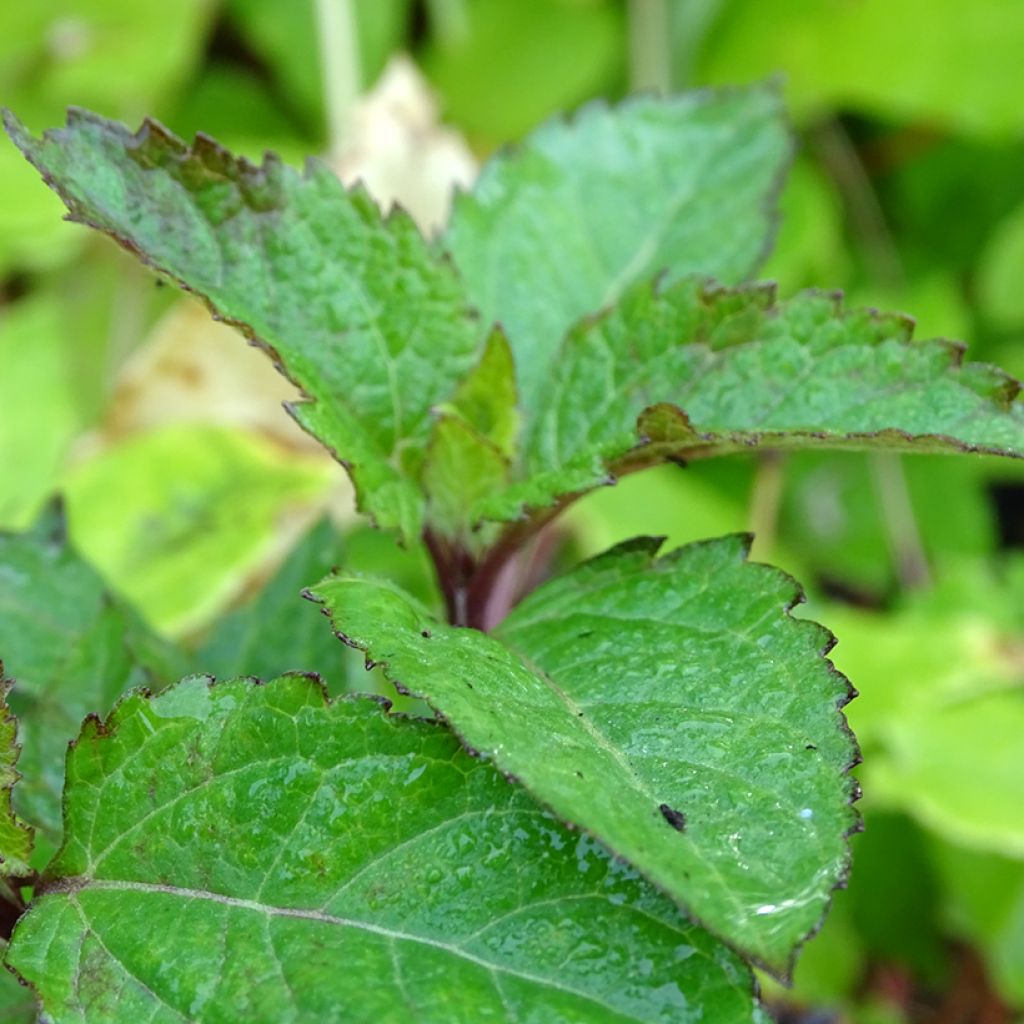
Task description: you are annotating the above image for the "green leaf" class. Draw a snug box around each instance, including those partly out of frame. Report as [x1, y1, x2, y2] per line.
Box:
[63, 425, 336, 636]
[0, 673, 32, 878]
[700, 0, 1024, 139]
[444, 83, 789, 415]
[7, 676, 767, 1024]
[196, 518, 352, 694]
[422, 0, 623, 145]
[828, 561, 1024, 857]
[311, 535, 859, 975]
[421, 331, 520, 545]
[0, 504, 183, 862]
[0, 296, 81, 530]
[487, 279, 1024, 525]
[4, 108, 485, 540]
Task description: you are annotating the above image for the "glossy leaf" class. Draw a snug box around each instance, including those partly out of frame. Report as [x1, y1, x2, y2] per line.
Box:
[7, 676, 767, 1024]
[5, 108, 485, 540]
[444, 83, 789, 414]
[311, 535, 859, 975]
[486, 279, 1024, 524]
[0, 674, 32, 877]
[0, 505, 183, 862]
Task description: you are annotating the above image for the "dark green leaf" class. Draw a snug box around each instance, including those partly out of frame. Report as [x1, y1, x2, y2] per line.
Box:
[0, 504, 183, 861]
[311, 535, 859, 975]
[7, 676, 767, 1023]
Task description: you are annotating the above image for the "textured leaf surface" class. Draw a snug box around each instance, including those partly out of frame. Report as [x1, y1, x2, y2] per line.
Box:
[444, 85, 789, 413]
[486, 279, 1024, 522]
[5, 109, 485, 540]
[0, 506, 183, 861]
[7, 676, 767, 1024]
[311, 536, 858, 974]
[0, 674, 32, 877]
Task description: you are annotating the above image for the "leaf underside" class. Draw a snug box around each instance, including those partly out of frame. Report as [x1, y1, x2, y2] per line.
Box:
[311, 535, 860, 976]
[7, 676, 767, 1024]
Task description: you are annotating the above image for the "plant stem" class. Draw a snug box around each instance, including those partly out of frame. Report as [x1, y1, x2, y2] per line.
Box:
[748, 451, 785, 561]
[871, 452, 931, 590]
[628, 0, 673, 93]
[314, 0, 361, 157]
[426, 0, 470, 47]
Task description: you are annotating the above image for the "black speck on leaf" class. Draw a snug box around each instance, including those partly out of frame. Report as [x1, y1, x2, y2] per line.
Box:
[659, 803, 686, 832]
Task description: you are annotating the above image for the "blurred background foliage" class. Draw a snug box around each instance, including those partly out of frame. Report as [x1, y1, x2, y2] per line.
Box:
[1, 1, 1023, 1020]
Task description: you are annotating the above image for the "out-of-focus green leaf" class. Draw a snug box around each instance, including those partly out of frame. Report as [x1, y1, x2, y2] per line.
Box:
[701, 0, 1024, 138]
[978, 200, 1024, 331]
[0, 298, 80, 530]
[761, 157, 849, 293]
[844, 813, 946, 982]
[63, 425, 336, 636]
[445, 84, 789, 415]
[0, 504, 183, 865]
[870, 689, 1024, 858]
[7, 676, 768, 1024]
[929, 839, 1024, 1007]
[826, 561, 1024, 857]
[197, 517, 350, 694]
[781, 454, 999, 596]
[422, 0, 622, 145]
[226, 0, 410, 140]
[6, 110, 487, 542]
[313, 536, 858, 976]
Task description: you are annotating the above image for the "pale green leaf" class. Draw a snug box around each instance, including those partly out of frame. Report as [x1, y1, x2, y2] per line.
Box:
[444, 84, 789, 414]
[0, 504, 183, 862]
[63, 425, 336, 636]
[7, 676, 767, 1024]
[486, 279, 1024, 524]
[700, 0, 1024, 139]
[311, 536, 858, 975]
[5, 109, 485, 540]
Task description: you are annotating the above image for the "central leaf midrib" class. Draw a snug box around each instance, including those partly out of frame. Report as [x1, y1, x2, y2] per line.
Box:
[68, 880, 653, 1022]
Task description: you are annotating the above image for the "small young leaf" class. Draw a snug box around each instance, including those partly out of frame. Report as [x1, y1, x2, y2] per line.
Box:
[0, 673, 32, 878]
[0, 505, 183, 858]
[444, 84, 789, 414]
[311, 536, 859, 975]
[4, 109, 485, 541]
[8, 677, 767, 1023]
[485, 279, 1024, 524]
